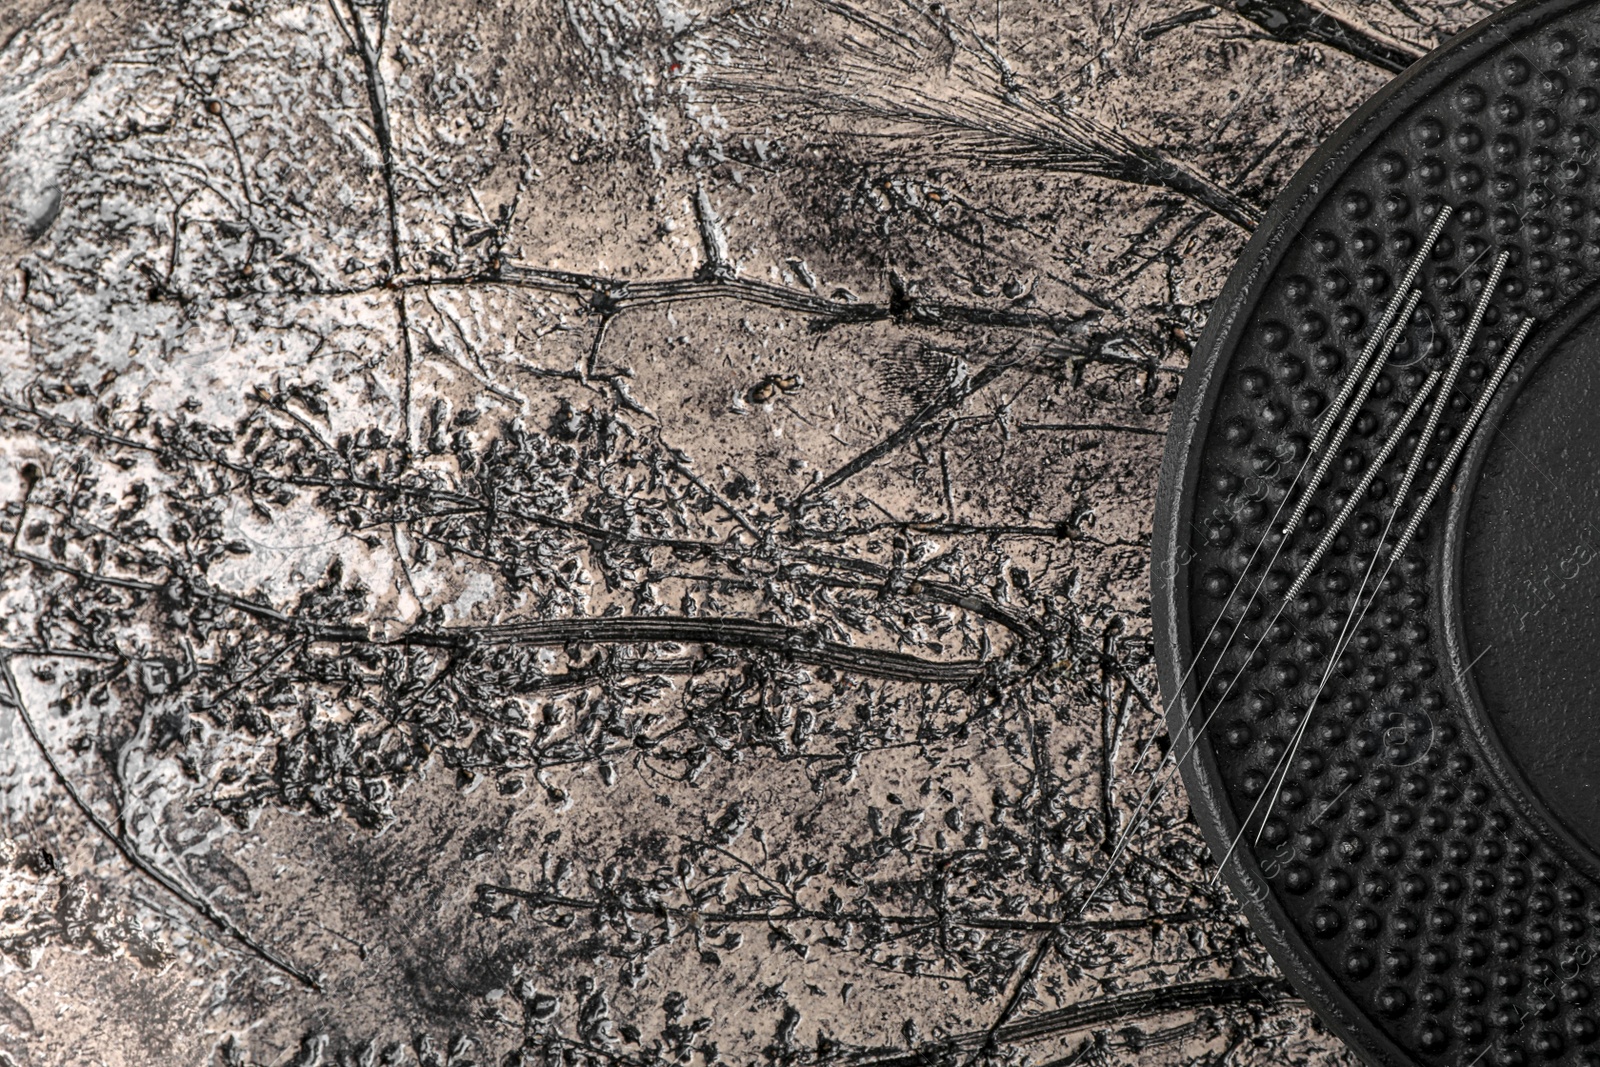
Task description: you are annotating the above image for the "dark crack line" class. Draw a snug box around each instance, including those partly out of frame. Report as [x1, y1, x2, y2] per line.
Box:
[848, 976, 1294, 1066]
[2, 546, 987, 685]
[477, 884, 1215, 933]
[0, 656, 323, 990]
[0, 397, 1041, 639]
[1222, 0, 1424, 72]
[329, 0, 417, 450]
[798, 348, 1025, 504]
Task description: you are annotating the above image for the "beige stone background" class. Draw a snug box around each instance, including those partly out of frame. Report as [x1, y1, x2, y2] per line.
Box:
[0, 0, 1496, 1063]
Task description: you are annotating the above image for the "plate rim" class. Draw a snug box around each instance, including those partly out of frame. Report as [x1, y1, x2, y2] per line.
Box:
[1149, 0, 1599, 1063]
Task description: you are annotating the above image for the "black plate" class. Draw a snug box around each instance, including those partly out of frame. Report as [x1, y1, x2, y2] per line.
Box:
[1152, 2, 1600, 1064]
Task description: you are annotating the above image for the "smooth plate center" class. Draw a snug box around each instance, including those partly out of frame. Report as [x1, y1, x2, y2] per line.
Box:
[1461, 309, 1600, 859]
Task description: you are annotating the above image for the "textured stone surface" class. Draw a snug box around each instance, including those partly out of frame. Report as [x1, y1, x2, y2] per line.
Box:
[0, 0, 1489, 1063]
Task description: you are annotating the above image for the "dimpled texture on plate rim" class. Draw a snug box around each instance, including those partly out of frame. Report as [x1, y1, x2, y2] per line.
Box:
[1152, 1, 1600, 1065]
